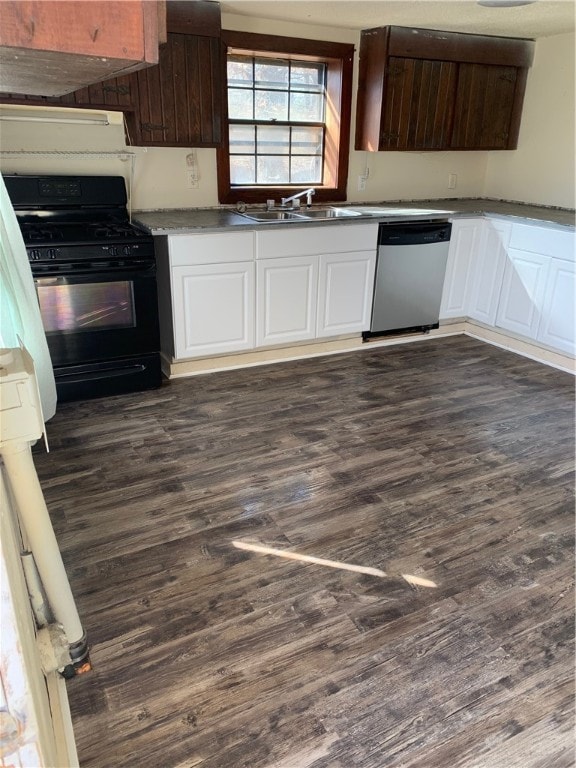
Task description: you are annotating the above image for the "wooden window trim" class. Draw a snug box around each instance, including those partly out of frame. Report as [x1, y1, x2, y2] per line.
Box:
[217, 31, 354, 205]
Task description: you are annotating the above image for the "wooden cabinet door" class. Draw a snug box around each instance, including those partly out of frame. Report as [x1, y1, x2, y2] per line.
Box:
[468, 219, 511, 326]
[317, 251, 376, 337]
[452, 64, 519, 149]
[256, 257, 318, 347]
[129, 32, 222, 147]
[440, 219, 483, 319]
[537, 259, 575, 355]
[496, 250, 550, 340]
[380, 57, 457, 150]
[172, 262, 254, 359]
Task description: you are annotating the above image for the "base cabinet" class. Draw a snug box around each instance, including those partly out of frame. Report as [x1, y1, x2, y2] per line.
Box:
[467, 220, 511, 326]
[317, 251, 376, 337]
[256, 257, 318, 347]
[536, 259, 575, 355]
[495, 249, 550, 339]
[440, 218, 483, 319]
[172, 262, 255, 358]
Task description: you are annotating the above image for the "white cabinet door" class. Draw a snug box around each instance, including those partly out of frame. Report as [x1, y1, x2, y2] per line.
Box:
[317, 251, 376, 337]
[256, 256, 318, 347]
[172, 262, 255, 358]
[440, 218, 483, 319]
[495, 250, 550, 339]
[537, 259, 575, 355]
[468, 219, 511, 326]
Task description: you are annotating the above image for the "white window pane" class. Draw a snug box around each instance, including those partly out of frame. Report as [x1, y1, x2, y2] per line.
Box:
[257, 156, 289, 184]
[255, 59, 289, 89]
[290, 93, 324, 122]
[231, 156, 256, 184]
[229, 125, 255, 154]
[290, 63, 325, 92]
[258, 126, 290, 155]
[228, 89, 253, 120]
[228, 57, 253, 87]
[255, 91, 288, 121]
[291, 127, 323, 155]
[291, 156, 323, 184]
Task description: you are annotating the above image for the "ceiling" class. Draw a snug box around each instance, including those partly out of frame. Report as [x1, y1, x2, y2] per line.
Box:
[219, 0, 576, 39]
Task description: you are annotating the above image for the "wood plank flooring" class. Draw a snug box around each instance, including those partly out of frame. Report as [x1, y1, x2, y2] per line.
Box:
[33, 336, 575, 768]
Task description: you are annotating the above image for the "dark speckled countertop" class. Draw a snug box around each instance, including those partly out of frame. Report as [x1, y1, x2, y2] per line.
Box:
[133, 197, 575, 235]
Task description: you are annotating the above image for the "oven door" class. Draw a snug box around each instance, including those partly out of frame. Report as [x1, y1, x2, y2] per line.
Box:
[34, 262, 160, 368]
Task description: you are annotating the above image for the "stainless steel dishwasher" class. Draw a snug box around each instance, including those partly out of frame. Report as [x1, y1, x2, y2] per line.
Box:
[363, 221, 452, 339]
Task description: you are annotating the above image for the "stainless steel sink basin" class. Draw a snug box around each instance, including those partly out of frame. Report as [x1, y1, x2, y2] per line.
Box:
[238, 210, 304, 221]
[238, 206, 365, 222]
[300, 207, 363, 219]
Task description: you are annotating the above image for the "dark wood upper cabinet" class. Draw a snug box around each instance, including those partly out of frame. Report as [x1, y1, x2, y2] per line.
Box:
[126, 0, 222, 147]
[0, 1, 166, 97]
[356, 26, 534, 152]
[1, 0, 223, 149]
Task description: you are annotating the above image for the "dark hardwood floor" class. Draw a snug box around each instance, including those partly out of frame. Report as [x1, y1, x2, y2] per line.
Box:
[33, 336, 575, 768]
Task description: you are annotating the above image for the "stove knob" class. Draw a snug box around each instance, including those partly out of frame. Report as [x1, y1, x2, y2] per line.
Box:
[47, 248, 57, 259]
[109, 246, 118, 257]
[29, 249, 41, 260]
[122, 245, 131, 256]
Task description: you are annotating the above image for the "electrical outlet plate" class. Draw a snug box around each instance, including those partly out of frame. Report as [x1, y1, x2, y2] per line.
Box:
[448, 173, 457, 189]
[186, 170, 199, 189]
[358, 175, 367, 192]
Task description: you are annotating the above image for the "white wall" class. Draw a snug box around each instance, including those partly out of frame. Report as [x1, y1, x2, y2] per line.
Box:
[0, 19, 573, 211]
[483, 32, 575, 208]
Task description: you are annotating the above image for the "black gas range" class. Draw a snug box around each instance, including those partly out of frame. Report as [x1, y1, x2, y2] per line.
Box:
[4, 174, 162, 402]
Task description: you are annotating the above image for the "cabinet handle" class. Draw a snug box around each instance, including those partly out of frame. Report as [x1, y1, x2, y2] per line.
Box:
[102, 84, 131, 96]
[140, 123, 169, 132]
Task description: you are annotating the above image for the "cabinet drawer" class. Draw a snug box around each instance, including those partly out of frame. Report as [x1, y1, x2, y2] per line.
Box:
[255, 223, 378, 259]
[509, 224, 575, 261]
[169, 232, 254, 266]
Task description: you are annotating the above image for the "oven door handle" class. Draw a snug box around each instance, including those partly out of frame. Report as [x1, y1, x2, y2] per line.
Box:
[34, 268, 154, 284]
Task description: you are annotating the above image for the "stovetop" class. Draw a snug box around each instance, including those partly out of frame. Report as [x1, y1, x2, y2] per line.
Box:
[19, 220, 152, 247]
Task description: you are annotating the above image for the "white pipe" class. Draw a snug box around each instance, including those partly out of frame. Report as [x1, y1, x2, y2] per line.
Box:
[1, 443, 84, 645]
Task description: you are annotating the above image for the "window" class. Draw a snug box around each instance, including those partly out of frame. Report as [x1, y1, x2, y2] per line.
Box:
[217, 32, 354, 205]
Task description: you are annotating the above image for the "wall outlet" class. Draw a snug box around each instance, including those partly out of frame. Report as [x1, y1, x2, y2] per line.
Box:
[448, 173, 457, 190]
[186, 170, 199, 189]
[358, 175, 367, 192]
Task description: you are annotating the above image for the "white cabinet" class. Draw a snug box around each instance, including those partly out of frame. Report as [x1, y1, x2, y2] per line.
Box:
[468, 219, 511, 326]
[440, 218, 483, 319]
[172, 262, 255, 358]
[255, 223, 378, 342]
[317, 251, 376, 337]
[156, 231, 256, 360]
[537, 259, 575, 354]
[495, 249, 550, 339]
[256, 256, 318, 347]
[495, 223, 574, 348]
[157, 222, 378, 362]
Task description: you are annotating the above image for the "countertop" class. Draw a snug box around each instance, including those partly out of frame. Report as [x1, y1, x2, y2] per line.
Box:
[133, 198, 575, 235]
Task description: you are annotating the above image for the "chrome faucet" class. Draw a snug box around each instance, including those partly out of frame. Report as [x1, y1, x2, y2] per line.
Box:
[280, 187, 316, 209]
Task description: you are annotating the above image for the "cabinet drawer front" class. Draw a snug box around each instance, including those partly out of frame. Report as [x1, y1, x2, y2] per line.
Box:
[169, 232, 254, 266]
[509, 224, 575, 261]
[256, 223, 378, 259]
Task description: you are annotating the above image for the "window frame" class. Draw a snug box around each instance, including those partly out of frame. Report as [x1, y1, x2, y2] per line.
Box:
[217, 31, 354, 205]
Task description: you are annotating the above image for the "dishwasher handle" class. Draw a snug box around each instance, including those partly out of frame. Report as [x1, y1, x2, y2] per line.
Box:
[378, 221, 452, 246]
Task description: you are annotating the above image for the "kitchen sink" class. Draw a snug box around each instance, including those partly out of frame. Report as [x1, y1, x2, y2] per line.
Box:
[238, 210, 304, 221]
[238, 206, 364, 222]
[300, 207, 363, 219]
